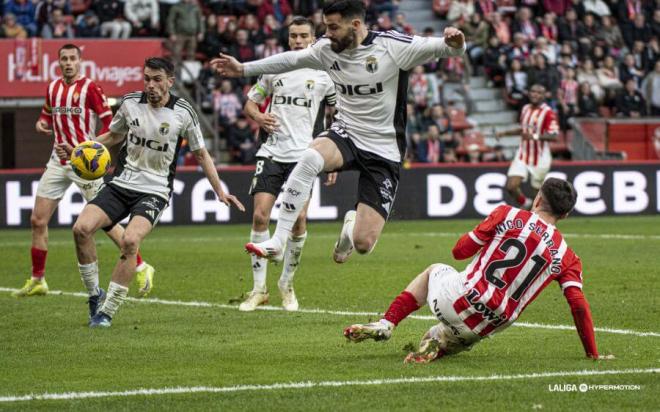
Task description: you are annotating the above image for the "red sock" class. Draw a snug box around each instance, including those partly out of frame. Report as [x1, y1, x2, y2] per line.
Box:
[516, 194, 527, 206]
[384, 291, 420, 326]
[136, 252, 143, 267]
[31, 247, 47, 279]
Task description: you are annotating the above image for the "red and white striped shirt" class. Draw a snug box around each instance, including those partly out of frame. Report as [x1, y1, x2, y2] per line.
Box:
[39, 76, 112, 163]
[451, 204, 583, 338]
[517, 103, 558, 166]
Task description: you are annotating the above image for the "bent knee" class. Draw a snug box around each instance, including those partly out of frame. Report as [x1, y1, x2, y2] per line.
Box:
[252, 210, 270, 229]
[353, 237, 376, 255]
[120, 235, 141, 254]
[30, 214, 49, 229]
[73, 221, 95, 239]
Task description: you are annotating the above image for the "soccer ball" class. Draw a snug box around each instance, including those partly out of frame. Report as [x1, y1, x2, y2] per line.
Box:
[70, 141, 111, 180]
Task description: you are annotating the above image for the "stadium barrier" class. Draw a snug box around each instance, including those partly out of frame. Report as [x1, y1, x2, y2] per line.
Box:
[1, 161, 658, 228]
[0, 39, 164, 98]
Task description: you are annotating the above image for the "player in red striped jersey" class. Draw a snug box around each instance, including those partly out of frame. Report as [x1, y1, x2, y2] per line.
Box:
[344, 178, 613, 363]
[496, 83, 559, 209]
[13, 44, 156, 305]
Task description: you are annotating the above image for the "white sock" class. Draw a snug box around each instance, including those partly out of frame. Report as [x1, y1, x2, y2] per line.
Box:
[279, 232, 307, 288]
[250, 229, 270, 293]
[135, 262, 146, 272]
[100, 281, 128, 318]
[273, 149, 324, 245]
[337, 212, 356, 253]
[78, 261, 100, 297]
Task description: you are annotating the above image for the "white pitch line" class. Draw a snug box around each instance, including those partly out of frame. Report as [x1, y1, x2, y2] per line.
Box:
[0, 368, 657, 403]
[0, 231, 659, 247]
[1, 287, 658, 338]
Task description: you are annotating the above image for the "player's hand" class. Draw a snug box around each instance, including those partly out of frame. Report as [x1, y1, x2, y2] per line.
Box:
[257, 113, 279, 134]
[521, 131, 533, 140]
[218, 192, 246, 212]
[324, 172, 338, 186]
[55, 143, 74, 160]
[443, 27, 465, 49]
[210, 53, 244, 77]
[35, 120, 52, 135]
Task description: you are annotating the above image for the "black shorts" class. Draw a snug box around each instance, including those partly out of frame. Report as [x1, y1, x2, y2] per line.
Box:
[89, 183, 168, 230]
[323, 129, 400, 220]
[249, 157, 297, 196]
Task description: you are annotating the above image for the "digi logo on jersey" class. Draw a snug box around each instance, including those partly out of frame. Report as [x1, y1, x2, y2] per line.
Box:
[52, 106, 83, 115]
[128, 133, 170, 152]
[334, 82, 384, 96]
[272, 95, 312, 107]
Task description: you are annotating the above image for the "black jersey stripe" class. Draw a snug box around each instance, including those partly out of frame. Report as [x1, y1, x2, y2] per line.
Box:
[175, 100, 199, 126]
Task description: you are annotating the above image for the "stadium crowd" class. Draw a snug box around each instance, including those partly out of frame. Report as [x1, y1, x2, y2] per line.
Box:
[1, 0, 658, 165]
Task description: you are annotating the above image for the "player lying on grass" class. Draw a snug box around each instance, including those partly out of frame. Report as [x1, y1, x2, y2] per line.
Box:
[58, 57, 244, 327]
[344, 178, 613, 363]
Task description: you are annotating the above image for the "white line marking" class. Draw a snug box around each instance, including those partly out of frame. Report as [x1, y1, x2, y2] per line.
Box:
[1, 288, 658, 338]
[0, 231, 659, 247]
[0, 368, 657, 402]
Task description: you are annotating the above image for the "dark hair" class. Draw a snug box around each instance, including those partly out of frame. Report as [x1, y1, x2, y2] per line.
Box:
[289, 15, 315, 33]
[539, 178, 577, 217]
[59, 44, 81, 57]
[144, 57, 174, 77]
[322, 0, 366, 20]
[529, 83, 546, 92]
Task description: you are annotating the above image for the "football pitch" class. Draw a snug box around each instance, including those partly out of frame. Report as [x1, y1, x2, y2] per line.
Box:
[1, 216, 659, 411]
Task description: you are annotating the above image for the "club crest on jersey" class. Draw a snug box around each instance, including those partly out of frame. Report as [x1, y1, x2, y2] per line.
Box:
[305, 80, 315, 90]
[365, 56, 378, 73]
[73, 92, 80, 102]
[159, 122, 170, 136]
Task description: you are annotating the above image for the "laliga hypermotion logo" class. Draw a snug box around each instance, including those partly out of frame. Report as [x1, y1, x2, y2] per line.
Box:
[7, 46, 142, 87]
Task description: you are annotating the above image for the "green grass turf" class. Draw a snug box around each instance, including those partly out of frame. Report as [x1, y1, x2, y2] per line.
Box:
[0, 216, 659, 411]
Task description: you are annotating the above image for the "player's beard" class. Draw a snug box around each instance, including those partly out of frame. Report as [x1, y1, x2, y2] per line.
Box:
[330, 28, 356, 53]
[147, 90, 163, 105]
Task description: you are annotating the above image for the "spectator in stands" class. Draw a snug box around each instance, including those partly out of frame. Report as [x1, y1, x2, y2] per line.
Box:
[428, 104, 452, 135]
[508, 32, 531, 62]
[490, 12, 510, 45]
[558, 43, 578, 68]
[558, 67, 579, 130]
[2, 13, 27, 38]
[441, 132, 461, 162]
[596, 15, 625, 57]
[577, 58, 604, 101]
[447, 0, 476, 22]
[542, 0, 571, 17]
[409, 65, 433, 109]
[76, 10, 101, 37]
[411, 132, 427, 163]
[582, 0, 610, 17]
[311, 9, 325, 37]
[482, 144, 506, 162]
[474, 0, 496, 19]
[426, 125, 442, 163]
[639, 38, 658, 73]
[167, 0, 204, 63]
[619, 53, 644, 87]
[597, 55, 623, 102]
[214, 79, 243, 129]
[534, 37, 557, 65]
[228, 115, 257, 164]
[199, 14, 224, 59]
[262, 13, 281, 37]
[5, 0, 37, 36]
[512, 7, 538, 43]
[256, 35, 283, 58]
[257, 0, 292, 24]
[575, 81, 599, 117]
[629, 13, 652, 47]
[528, 54, 560, 105]
[229, 29, 256, 62]
[220, 19, 238, 45]
[243, 13, 266, 44]
[465, 143, 482, 163]
[461, 12, 490, 65]
[539, 12, 558, 45]
[505, 58, 528, 110]
[393, 12, 413, 35]
[41, 9, 74, 38]
[641, 60, 660, 116]
[615, 78, 647, 117]
[125, 0, 160, 37]
[484, 35, 507, 86]
[558, 8, 585, 47]
[94, 0, 132, 39]
[582, 13, 599, 39]
[406, 103, 425, 143]
[35, 0, 71, 36]
[158, 0, 178, 35]
[617, 0, 643, 48]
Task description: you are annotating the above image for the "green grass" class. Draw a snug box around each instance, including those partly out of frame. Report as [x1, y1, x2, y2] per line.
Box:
[1, 216, 659, 411]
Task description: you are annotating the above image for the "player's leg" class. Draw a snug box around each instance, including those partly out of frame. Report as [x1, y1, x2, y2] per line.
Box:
[246, 136, 344, 259]
[76, 177, 154, 298]
[343, 265, 434, 342]
[90, 193, 166, 327]
[240, 190, 276, 311]
[14, 159, 70, 297]
[506, 158, 532, 208]
[278, 204, 309, 312]
[91, 216, 153, 328]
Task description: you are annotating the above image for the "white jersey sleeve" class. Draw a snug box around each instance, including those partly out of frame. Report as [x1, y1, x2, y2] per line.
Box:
[243, 41, 326, 77]
[178, 100, 205, 151]
[109, 93, 139, 135]
[382, 33, 466, 71]
[247, 75, 274, 105]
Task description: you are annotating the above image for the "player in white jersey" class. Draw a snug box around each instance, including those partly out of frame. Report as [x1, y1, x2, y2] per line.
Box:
[212, 0, 466, 264]
[13, 43, 155, 302]
[63, 58, 245, 328]
[240, 17, 337, 312]
[496, 83, 559, 209]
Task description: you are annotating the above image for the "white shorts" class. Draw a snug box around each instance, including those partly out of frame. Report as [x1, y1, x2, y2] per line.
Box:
[507, 157, 550, 189]
[426, 263, 480, 354]
[36, 155, 104, 201]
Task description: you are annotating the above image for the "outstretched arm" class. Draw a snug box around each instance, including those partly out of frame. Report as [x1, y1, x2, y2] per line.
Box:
[211, 46, 323, 78]
[563, 286, 600, 359]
